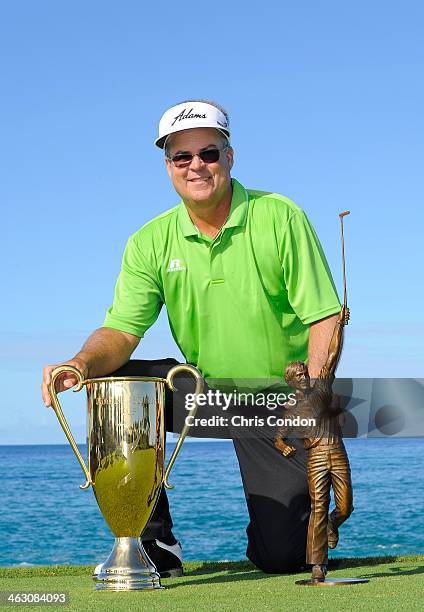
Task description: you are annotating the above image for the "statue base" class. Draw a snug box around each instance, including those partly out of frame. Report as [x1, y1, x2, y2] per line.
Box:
[296, 577, 369, 586]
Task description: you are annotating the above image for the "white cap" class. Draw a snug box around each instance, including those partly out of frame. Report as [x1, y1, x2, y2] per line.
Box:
[155, 101, 230, 149]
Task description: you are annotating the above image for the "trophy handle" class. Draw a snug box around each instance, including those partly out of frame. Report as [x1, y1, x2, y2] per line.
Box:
[48, 365, 92, 490]
[163, 364, 204, 490]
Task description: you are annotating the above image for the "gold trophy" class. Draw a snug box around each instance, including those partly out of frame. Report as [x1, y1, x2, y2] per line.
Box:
[48, 364, 204, 591]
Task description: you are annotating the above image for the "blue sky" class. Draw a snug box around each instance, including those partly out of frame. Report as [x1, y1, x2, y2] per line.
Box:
[1, 1, 423, 443]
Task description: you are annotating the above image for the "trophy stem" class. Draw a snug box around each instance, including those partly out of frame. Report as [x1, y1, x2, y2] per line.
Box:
[94, 537, 163, 591]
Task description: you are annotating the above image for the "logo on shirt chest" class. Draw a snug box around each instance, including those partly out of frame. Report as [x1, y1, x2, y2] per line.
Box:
[167, 258, 186, 273]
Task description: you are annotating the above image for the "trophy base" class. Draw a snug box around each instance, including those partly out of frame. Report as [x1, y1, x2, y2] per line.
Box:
[94, 537, 163, 591]
[296, 577, 370, 586]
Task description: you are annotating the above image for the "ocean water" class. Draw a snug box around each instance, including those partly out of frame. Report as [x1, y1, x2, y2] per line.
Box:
[0, 439, 423, 567]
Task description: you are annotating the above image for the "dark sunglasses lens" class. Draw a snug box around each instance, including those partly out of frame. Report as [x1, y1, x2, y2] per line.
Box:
[199, 149, 220, 163]
[172, 154, 193, 167]
[171, 148, 222, 167]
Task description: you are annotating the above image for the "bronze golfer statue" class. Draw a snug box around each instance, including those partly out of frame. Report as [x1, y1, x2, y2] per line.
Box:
[275, 305, 352, 582]
[275, 211, 368, 586]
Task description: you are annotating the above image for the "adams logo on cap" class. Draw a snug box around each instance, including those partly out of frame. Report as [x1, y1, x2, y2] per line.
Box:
[155, 101, 230, 149]
[171, 108, 207, 126]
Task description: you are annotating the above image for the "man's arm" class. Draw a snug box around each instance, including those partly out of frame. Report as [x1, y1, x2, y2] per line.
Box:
[307, 309, 348, 416]
[307, 313, 339, 378]
[318, 306, 349, 378]
[41, 327, 140, 407]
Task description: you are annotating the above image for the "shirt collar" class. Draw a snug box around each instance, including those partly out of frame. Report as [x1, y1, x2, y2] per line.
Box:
[177, 178, 249, 238]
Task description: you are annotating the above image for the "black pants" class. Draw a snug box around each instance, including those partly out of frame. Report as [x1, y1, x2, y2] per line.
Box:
[110, 358, 310, 573]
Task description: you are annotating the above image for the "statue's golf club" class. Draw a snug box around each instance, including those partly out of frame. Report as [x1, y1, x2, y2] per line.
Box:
[339, 211, 350, 319]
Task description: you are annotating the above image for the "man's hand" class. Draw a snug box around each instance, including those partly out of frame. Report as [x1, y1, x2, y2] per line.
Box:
[275, 438, 297, 457]
[339, 306, 350, 326]
[41, 327, 141, 408]
[42, 357, 89, 407]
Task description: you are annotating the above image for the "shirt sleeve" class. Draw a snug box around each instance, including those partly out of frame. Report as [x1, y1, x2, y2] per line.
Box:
[103, 234, 164, 337]
[280, 211, 341, 324]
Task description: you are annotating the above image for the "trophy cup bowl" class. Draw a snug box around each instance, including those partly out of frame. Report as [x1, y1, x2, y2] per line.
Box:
[48, 364, 204, 591]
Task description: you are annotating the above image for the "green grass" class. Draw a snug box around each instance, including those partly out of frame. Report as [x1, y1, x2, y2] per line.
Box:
[1, 556, 423, 611]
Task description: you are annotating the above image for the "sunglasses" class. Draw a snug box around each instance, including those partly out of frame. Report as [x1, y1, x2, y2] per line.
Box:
[168, 146, 228, 168]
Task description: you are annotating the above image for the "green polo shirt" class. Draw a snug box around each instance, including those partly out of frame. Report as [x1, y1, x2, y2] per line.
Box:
[103, 178, 341, 389]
